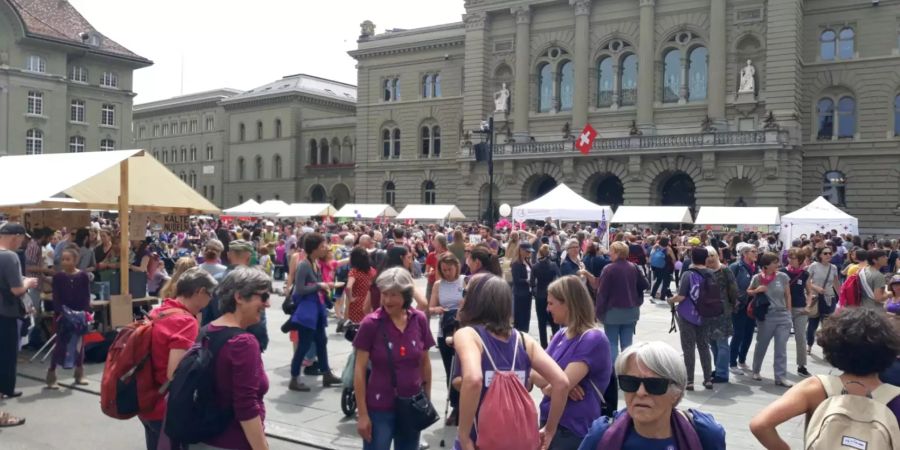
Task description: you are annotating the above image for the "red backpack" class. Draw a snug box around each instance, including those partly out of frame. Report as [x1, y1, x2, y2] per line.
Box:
[473, 330, 540, 450]
[100, 309, 189, 419]
[839, 273, 863, 308]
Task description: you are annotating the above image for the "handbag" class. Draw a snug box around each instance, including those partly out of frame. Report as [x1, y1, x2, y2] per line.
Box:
[378, 317, 439, 436]
[807, 265, 832, 319]
[281, 284, 296, 315]
[440, 308, 460, 339]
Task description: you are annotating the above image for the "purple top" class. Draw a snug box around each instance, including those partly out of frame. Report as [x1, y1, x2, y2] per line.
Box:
[453, 325, 533, 450]
[595, 260, 649, 321]
[204, 324, 269, 450]
[353, 307, 435, 412]
[52, 271, 91, 312]
[540, 328, 611, 437]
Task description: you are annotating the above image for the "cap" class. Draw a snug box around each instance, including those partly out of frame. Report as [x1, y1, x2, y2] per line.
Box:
[0, 222, 30, 238]
[518, 242, 535, 253]
[688, 237, 701, 246]
[229, 239, 253, 253]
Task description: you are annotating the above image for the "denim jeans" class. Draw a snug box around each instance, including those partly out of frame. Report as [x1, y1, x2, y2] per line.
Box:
[363, 410, 421, 450]
[290, 319, 330, 378]
[730, 311, 756, 366]
[710, 337, 730, 380]
[604, 323, 636, 364]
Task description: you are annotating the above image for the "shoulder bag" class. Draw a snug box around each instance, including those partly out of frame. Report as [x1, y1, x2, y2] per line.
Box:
[807, 264, 832, 319]
[379, 316, 439, 436]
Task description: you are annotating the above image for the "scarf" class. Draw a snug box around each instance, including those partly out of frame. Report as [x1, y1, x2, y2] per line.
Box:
[785, 265, 805, 282]
[598, 409, 704, 449]
[758, 270, 776, 286]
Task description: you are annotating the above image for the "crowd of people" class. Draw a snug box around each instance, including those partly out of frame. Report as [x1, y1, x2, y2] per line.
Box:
[0, 215, 899, 449]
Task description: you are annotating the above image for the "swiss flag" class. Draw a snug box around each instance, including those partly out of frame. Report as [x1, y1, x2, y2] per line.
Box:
[575, 124, 597, 155]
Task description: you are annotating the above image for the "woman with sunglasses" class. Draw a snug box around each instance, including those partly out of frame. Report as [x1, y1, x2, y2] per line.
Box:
[560, 239, 583, 277]
[805, 247, 840, 356]
[577, 341, 725, 450]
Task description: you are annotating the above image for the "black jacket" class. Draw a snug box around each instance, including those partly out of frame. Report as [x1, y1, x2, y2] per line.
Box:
[511, 260, 533, 298]
[532, 257, 560, 299]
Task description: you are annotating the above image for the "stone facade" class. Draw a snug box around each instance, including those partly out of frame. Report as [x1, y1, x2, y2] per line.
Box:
[0, 0, 151, 156]
[350, 0, 900, 233]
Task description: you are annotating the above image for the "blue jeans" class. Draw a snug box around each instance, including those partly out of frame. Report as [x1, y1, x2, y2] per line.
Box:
[364, 410, 420, 450]
[730, 311, 755, 366]
[605, 323, 636, 364]
[290, 318, 330, 378]
[710, 337, 730, 380]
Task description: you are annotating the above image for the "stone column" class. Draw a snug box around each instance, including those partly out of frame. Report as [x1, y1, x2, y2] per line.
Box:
[463, 11, 490, 133]
[636, 0, 656, 133]
[708, 0, 727, 128]
[512, 6, 531, 138]
[571, 0, 591, 128]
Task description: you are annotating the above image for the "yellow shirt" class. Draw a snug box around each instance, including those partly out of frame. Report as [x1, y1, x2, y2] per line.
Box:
[846, 263, 861, 277]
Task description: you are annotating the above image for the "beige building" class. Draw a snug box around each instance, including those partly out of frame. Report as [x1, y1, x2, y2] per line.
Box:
[350, 0, 900, 233]
[0, 0, 151, 156]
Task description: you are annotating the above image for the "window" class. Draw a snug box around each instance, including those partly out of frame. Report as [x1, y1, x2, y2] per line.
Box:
[209, 185, 215, 201]
[384, 182, 396, 206]
[162, 151, 168, 163]
[237, 157, 245, 180]
[26, 55, 45, 73]
[70, 100, 85, 122]
[206, 145, 214, 160]
[837, 96, 855, 138]
[26, 129, 43, 154]
[238, 123, 245, 141]
[256, 121, 263, 140]
[190, 145, 197, 161]
[381, 127, 401, 159]
[620, 54, 638, 106]
[171, 148, 177, 162]
[823, 170, 846, 207]
[662, 49, 681, 103]
[255, 156, 263, 179]
[68, 136, 85, 153]
[203, 186, 208, 198]
[189, 171, 197, 189]
[309, 139, 319, 165]
[383, 77, 400, 101]
[100, 138, 115, 152]
[597, 57, 614, 107]
[69, 66, 87, 83]
[538, 63, 552, 112]
[688, 47, 708, 102]
[817, 98, 834, 140]
[433, 126, 441, 157]
[393, 78, 401, 101]
[238, 195, 244, 204]
[434, 74, 442, 97]
[179, 172, 186, 182]
[817, 96, 855, 140]
[275, 119, 282, 138]
[274, 154, 283, 178]
[820, 30, 836, 60]
[838, 28, 855, 60]
[894, 95, 900, 136]
[162, 124, 169, 136]
[101, 72, 118, 88]
[153, 125, 160, 137]
[205, 117, 214, 131]
[422, 74, 441, 98]
[171, 122, 177, 134]
[382, 130, 391, 159]
[27, 91, 43, 115]
[180, 147, 187, 162]
[421, 127, 430, 156]
[180, 121, 187, 134]
[392, 128, 401, 158]
[559, 61, 574, 111]
[138, 126, 146, 139]
[101, 104, 115, 126]
[190, 120, 197, 133]
[420, 125, 441, 158]
[423, 181, 436, 205]
[320, 139, 330, 165]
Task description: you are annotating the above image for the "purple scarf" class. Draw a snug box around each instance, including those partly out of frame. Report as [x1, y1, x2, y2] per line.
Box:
[597, 410, 704, 450]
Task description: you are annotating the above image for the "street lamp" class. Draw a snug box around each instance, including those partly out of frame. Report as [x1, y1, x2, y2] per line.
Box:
[472, 116, 495, 228]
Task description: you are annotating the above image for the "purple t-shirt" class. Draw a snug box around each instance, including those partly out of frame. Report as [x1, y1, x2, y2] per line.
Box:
[353, 308, 435, 412]
[539, 328, 611, 437]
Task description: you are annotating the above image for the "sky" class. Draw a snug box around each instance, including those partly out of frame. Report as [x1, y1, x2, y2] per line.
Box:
[69, 0, 467, 104]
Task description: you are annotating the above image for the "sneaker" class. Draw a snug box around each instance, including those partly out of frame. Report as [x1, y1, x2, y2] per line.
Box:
[738, 363, 750, 371]
[729, 366, 744, 375]
[775, 379, 794, 388]
[797, 366, 811, 377]
[751, 372, 762, 381]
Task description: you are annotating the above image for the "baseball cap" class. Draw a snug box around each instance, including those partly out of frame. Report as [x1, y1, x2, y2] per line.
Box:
[0, 222, 30, 238]
[518, 242, 535, 253]
[229, 239, 253, 253]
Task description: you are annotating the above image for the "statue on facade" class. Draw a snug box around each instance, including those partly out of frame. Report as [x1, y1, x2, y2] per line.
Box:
[562, 122, 571, 139]
[701, 116, 716, 133]
[739, 60, 756, 94]
[629, 120, 642, 136]
[763, 111, 779, 130]
[494, 83, 510, 113]
[359, 21, 376, 39]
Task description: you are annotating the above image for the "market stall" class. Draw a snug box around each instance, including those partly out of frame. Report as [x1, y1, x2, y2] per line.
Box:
[512, 184, 613, 222]
[222, 199, 264, 217]
[277, 203, 337, 219]
[396, 204, 466, 221]
[334, 203, 399, 220]
[0, 150, 219, 327]
[258, 199, 290, 216]
[779, 196, 858, 247]
[695, 206, 780, 231]
[611, 206, 693, 225]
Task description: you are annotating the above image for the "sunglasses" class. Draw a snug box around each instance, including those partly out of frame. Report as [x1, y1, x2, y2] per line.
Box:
[254, 291, 270, 302]
[822, 252, 832, 255]
[618, 375, 672, 396]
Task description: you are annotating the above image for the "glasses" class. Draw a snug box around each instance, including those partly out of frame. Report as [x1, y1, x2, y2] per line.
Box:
[822, 252, 832, 256]
[253, 291, 270, 303]
[618, 375, 672, 396]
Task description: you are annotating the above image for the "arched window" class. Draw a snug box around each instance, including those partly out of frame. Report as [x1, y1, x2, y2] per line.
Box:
[620, 54, 638, 106]
[432, 126, 441, 157]
[688, 46, 708, 102]
[421, 126, 430, 157]
[309, 139, 318, 165]
[237, 157, 245, 180]
[839, 28, 855, 60]
[162, 151, 168, 163]
[423, 181, 436, 204]
[384, 182, 396, 206]
[597, 57, 614, 107]
[275, 119, 282, 138]
[255, 156, 263, 179]
[238, 123, 245, 141]
[179, 172, 186, 182]
[662, 49, 681, 103]
[171, 148, 177, 162]
[273, 154, 283, 178]
[837, 96, 856, 138]
[190, 145, 197, 161]
[817, 98, 835, 140]
[423, 74, 433, 98]
[434, 74, 442, 97]
[559, 61, 574, 111]
[538, 63, 552, 112]
[820, 30, 836, 61]
[343, 137, 354, 162]
[189, 171, 197, 189]
[320, 138, 330, 165]
[894, 95, 900, 136]
[180, 147, 187, 162]
[331, 138, 341, 164]
[393, 78, 401, 100]
[823, 170, 846, 207]
[25, 129, 43, 155]
[382, 129, 391, 159]
[206, 145, 213, 161]
[392, 128, 401, 158]
[256, 121, 263, 140]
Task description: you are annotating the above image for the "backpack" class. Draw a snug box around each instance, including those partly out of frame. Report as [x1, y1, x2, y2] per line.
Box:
[688, 269, 724, 318]
[164, 326, 247, 444]
[100, 308, 191, 420]
[805, 375, 900, 450]
[650, 248, 667, 269]
[472, 330, 540, 450]
[839, 273, 863, 308]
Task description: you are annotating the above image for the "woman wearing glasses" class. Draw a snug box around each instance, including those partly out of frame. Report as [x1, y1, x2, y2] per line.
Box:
[577, 342, 725, 450]
[805, 247, 840, 355]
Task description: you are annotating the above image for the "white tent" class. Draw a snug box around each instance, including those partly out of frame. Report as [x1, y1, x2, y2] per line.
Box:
[223, 199, 264, 217]
[334, 204, 399, 219]
[695, 207, 780, 225]
[396, 204, 466, 221]
[611, 206, 693, 224]
[258, 200, 290, 216]
[277, 203, 337, 218]
[512, 184, 613, 222]
[780, 197, 859, 246]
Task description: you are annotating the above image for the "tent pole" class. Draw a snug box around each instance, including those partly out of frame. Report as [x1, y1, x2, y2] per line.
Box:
[119, 158, 130, 297]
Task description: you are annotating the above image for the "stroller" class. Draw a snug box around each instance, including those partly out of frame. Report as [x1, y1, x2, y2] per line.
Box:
[340, 320, 361, 417]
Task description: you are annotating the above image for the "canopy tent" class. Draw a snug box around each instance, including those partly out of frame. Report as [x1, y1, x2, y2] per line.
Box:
[222, 199, 264, 217]
[0, 149, 219, 328]
[334, 204, 399, 219]
[779, 196, 859, 246]
[611, 206, 693, 224]
[277, 203, 337, 218]
[396, 204, 467, 221]
[695, 207, 780, 226]
[512, 184, 613, 222]
[258, 199, 290, 216]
